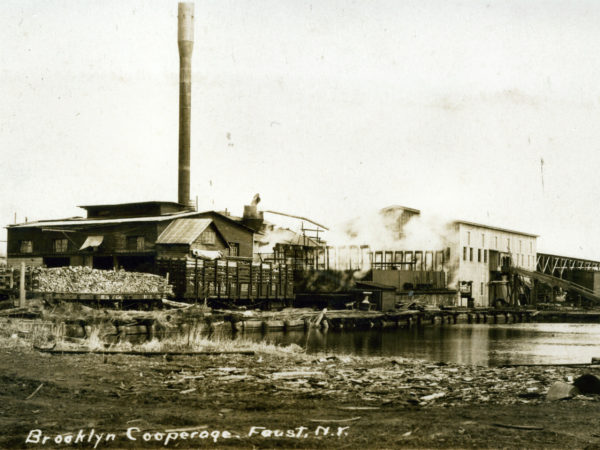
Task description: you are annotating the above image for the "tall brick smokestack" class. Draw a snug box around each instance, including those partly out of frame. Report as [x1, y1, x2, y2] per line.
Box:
[178, 3, 194, 208]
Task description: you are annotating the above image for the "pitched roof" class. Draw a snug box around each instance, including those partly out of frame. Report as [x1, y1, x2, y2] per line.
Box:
[156, 219, 213, 245]
[193, 211, 257, 233]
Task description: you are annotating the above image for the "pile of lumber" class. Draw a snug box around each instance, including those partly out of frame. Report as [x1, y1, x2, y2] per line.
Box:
[33, 266, 173, 295]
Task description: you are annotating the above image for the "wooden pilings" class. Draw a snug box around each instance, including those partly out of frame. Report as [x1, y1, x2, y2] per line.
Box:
[60, 308, 539, 343]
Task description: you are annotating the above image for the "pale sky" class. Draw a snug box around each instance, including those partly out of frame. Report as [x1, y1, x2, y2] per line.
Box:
[2, 0, 600, 259]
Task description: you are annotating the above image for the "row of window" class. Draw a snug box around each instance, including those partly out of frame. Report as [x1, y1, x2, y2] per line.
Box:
[466, 231, 533, 254]
[19, 237, 144, 254]
[462, 247, 488, 263]
[462, 246, 534, 267]
[20, 239, 71, 254]
[19, 236, 241, 256]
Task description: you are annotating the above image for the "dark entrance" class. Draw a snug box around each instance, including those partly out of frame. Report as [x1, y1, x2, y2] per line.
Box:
[43, 257, 70, 268]
[117, 255, 155, 273]
[93, 256, 114, 270]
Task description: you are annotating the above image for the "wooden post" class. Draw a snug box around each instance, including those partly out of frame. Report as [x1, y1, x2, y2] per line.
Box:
[225, 260, 229, 299]
[249, 263, 253, 300]
[236, 262, 240, 300]
[283, 264, 288, 299]
[214, 260, 219, 299]
[194, 257, 199, 304]
[19, 262, 26, 307]
[268, 262, 273, 299]
[202, 262, 206, 299]
[258, 262, 263, 299]
[276, 264, 281, 299]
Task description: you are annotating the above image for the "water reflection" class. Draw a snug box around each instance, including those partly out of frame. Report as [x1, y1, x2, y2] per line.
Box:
[240, 323, 600, 366]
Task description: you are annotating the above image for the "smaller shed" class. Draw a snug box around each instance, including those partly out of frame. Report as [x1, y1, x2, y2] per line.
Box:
[155, 219, 229, 258]
[354, 281, 397, 311]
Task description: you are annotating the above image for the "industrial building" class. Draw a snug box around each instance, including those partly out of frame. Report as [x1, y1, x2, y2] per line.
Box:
[311, 206, 539, 308]
[6, 201, 256, 271]
[451, 221, 538, 307]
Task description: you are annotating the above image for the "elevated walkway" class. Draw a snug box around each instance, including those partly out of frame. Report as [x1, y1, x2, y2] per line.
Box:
[510, 266, 600, 304]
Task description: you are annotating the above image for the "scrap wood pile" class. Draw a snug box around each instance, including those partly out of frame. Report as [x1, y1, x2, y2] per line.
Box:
[163, 354, 600, 408]
[33, 266, 173, 295]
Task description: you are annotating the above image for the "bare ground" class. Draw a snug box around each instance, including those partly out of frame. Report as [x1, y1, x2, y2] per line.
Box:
[2, 346, 600, 449]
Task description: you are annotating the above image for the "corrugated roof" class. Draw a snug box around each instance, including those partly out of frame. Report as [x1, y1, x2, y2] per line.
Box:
[7, 211, 205, 229]
[78, 201, 186, 210]
[156, 219, 213, 245]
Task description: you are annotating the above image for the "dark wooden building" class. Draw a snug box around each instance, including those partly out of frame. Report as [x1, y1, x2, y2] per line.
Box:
[6, 201, 255, 272]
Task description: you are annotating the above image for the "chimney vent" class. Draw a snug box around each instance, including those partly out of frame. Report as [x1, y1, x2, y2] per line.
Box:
[178, 2, 194, 208]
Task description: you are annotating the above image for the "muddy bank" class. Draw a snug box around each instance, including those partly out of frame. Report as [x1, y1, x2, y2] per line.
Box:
[2, 345, 600, 449]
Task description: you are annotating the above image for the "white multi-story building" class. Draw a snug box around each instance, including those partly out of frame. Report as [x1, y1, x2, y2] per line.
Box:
[451, 221, 538, 307]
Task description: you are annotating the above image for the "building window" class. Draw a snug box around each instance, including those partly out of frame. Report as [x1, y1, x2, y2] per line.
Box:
[494, 236, 498, 249]
[507, 238, 511, 251]
[228, 242, 239, 257]
[480, 282, 484, 295]
[469, 248, 473, 262]
[53, 239, 68, 253]
[484, 250, 488, 263]
[477, 249, 481, 262]
[467, 231, 471, 245]
[126, 236, 145, 251]
[519, 240, 522, 252]
[482, 233, 485, 247]
[463, 247, 467, 261]
[20, 240, 33, 253]
[200, 230, 216, 245]
[530, 241, 533, 253]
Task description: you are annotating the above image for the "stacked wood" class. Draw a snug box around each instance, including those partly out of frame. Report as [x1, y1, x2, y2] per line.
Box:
[32, 266, 173, 295]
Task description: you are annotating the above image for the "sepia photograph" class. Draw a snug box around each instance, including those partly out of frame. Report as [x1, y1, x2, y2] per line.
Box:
[3, 0, 600, 448]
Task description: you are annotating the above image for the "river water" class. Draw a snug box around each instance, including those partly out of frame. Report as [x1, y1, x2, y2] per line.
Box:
[240, 323, 600, 366]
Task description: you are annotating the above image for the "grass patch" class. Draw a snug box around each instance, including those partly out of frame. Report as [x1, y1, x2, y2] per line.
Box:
[0, 316, 304, 356]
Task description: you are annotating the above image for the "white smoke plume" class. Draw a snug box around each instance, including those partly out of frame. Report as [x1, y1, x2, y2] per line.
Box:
[328, 207, 454, 250]
[326, 207, 460, 287]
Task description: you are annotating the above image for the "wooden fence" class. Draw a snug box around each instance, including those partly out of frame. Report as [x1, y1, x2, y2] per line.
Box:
[0, 266, 38, 292]
[156, 257, 294, 302]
